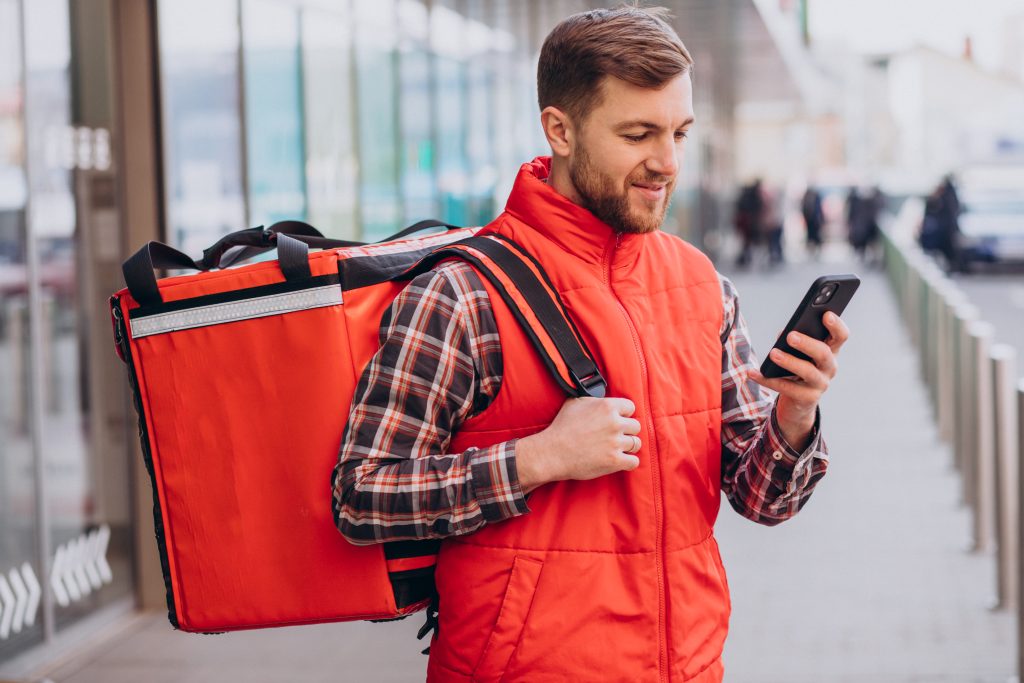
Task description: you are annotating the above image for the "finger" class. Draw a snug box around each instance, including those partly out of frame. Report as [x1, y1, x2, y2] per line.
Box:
[823, 311, 850, 352]
[620, 417, 642, 436]
[618, 434, 641, 454]
[786, 332, 837, 378]
[617, 453, 640, 471]
[767, 348, 828, 390]
[609, 397, 636, 417]
[750, 370, 822, 404]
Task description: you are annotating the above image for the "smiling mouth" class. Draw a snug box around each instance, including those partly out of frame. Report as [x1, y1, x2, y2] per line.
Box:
[632, 183, 666, 200]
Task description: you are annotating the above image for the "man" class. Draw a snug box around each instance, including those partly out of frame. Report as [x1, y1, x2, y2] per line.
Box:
[332, 7, 848, 682]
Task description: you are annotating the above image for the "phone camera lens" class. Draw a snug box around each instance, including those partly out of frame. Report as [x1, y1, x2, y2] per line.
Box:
[813, 284, 837, 305]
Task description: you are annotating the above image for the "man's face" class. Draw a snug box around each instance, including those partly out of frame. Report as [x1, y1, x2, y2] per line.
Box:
[567, 74, 694, 235]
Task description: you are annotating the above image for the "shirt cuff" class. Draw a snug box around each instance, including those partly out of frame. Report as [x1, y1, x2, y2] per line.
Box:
[766, 403, 825, 469]
[469, 438, 531, 523]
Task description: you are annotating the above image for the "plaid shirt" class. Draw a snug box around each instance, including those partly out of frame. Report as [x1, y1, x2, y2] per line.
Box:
[332, 261, 828, 545]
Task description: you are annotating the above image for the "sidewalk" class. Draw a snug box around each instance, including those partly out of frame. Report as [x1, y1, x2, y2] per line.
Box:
[38, 246, 1015, 683]
[717, 246, 1014, 682]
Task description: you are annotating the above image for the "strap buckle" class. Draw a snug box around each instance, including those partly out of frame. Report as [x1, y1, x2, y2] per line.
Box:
[573, 370, 607, 398]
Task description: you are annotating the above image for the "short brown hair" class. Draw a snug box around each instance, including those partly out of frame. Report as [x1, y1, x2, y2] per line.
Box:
[537, 5, 694, 125]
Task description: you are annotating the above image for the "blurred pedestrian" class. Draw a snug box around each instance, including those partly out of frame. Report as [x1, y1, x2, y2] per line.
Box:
[920, 184, 944, 254]
[801, 184, 824, 258]
[848, 186, 883, 265]
[938, 175, 962, 270]
[759, 182, 784, 265]
[844, 186, 860, 249]
[733, 179, 762, 267]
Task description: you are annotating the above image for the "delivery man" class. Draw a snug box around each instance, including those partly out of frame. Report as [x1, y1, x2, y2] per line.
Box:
[332, 6, 848, 681]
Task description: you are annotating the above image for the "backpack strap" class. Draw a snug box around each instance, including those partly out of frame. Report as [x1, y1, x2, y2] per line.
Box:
[403, 234, 607, 399]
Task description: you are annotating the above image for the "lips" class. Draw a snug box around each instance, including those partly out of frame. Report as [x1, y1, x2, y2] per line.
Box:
[632, 183, 666, 201]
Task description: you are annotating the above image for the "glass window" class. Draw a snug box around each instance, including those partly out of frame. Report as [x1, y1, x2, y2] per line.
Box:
[302, 6, 359, 240]
[398, 0, 437, 225]
[243, 0, 306, 227]
[431, 4, 469, 227]
[0, 0, 42, 660]
[465, 13, 496, 226]
[24, 0, 133, 635]
[490, 2, 521, 204]
[354, 0, 400, 240]
[159, 0, 245, 256]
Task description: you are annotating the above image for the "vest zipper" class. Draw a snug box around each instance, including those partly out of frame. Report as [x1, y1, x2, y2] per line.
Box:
[604, 234, 669, 682]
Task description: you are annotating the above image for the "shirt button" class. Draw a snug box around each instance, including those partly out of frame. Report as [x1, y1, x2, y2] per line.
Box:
[772, 450, 784, 461]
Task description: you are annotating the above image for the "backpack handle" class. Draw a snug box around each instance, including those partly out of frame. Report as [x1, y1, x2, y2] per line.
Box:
[123, 220, 463, 308]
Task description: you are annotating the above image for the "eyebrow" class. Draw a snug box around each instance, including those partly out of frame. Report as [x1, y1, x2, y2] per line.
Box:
[614, 117, 695, 132]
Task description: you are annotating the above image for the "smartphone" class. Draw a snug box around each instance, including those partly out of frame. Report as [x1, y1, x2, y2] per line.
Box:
[759, 274, 860, 379]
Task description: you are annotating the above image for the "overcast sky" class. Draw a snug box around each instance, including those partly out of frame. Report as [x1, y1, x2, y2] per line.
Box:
[808, 0, 1024, 72]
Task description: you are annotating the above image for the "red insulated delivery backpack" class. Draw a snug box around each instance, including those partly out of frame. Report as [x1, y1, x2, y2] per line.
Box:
[109, 219, 607, 635]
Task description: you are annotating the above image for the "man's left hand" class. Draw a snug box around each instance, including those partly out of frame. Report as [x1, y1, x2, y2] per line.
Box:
[748, 311, 850, 452]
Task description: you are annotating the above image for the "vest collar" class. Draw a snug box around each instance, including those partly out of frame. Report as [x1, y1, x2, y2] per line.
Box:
[503, 156, 646, 268]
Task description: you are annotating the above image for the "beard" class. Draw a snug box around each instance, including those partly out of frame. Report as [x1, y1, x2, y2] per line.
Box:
[567, 143, 675, 235]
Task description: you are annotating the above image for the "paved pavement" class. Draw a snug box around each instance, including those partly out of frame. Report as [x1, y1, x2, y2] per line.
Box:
[32, 243, 1016, 683]
[952, 269, 1024, 366]
[717, 245, 1014, 682]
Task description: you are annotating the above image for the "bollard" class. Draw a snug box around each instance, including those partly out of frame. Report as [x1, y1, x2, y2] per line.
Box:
[938, 287, 967, 446]
[926, 274, 950, 416]
[991, 345, 1018, 610]
[906, 255, 922, 348]
[923, 271, 938, 407]
[1017, 378, 1024, 680]
[968, 320, 995, 553]
[954, 304, 980, 492]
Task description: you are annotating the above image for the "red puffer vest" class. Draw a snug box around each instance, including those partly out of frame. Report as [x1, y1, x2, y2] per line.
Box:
[427, 157, 727, 683]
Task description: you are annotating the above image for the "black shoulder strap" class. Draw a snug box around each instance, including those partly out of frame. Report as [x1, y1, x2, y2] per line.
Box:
[402, 235, 607, 399]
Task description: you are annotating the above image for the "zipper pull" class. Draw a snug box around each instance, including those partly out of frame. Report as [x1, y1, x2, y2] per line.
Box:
[110, 299, 129, 364]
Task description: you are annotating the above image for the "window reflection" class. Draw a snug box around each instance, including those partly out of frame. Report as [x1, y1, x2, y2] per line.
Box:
[432, 3, 469, 226]
[465, 12, 497, 226]
[0, 0, 42, 659]
[159, 0, 245, 256]
[398, 0, 438, 225]
[302, 7, 359, 240]
[25, 0, 132, 634]
[354, 0, 401, 240]
[244, 0, 306, 227]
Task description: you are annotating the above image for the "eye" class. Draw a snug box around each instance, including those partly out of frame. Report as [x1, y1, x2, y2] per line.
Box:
[674, 131, 689, 141]
[623, 133, 647, 143]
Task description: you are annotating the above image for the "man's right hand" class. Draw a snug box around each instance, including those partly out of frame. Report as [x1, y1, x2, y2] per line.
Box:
[514, 397, 642, 494]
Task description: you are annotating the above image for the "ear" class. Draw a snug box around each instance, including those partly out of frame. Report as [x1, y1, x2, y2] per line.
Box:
[540, 106, 574, 159]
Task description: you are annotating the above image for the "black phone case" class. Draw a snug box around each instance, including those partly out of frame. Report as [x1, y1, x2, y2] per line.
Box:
[759, 274, 860, 379]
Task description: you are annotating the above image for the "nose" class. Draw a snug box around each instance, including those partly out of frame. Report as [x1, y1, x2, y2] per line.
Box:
[646, 137, 679, 179]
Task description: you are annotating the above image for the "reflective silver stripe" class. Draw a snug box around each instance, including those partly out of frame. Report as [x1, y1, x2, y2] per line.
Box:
[129, 284, 343, 338]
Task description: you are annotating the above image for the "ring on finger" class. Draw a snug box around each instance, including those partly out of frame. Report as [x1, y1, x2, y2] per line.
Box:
[630, 435, 641, 453]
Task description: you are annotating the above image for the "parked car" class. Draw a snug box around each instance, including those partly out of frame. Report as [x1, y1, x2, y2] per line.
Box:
[955, 192, 1024, 269]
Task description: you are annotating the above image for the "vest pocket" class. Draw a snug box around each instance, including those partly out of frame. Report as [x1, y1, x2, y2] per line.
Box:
[471, 555, 545, 682]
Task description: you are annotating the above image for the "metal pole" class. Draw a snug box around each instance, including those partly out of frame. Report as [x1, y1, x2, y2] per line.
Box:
[991, 345, 1018, 610]
[969, 320, 995, 553]
[905, 256, 921, 348]
[921, 271, 935, 402]
[955, 303, 979, 490]
[936, 286, 964, 444]
[1016, 378, 1024, 679]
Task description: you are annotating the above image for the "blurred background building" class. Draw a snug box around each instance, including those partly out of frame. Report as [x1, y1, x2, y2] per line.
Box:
[1, 0, 1022, 679]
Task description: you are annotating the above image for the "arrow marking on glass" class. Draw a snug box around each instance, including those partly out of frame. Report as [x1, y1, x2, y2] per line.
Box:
[0, 575, 14, 639]
[8, 568, 28, 634]
[21, 564, 40, 628]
